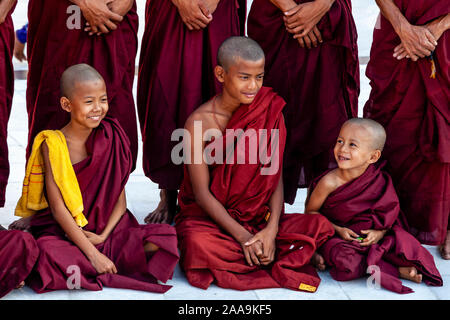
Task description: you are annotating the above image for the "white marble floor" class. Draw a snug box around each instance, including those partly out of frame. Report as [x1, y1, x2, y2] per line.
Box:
[1, 0, 448, 300]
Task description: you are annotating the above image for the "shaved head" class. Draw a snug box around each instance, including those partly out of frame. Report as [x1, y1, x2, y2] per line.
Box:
[343, 118, 387, 151]
[217, 36, 265, 71]
[60, 64, 104, 98]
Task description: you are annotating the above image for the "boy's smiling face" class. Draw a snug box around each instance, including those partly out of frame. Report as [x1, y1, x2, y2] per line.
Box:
[60, 79, 109, 129]
[216, 57, 265, 105]
[334, 122, 381, 170]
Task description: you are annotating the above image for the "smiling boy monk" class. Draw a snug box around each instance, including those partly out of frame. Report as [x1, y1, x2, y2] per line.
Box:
[175, 36, 334, 292]
[14, 64, 179, 294]
[306, 118, 442, 294]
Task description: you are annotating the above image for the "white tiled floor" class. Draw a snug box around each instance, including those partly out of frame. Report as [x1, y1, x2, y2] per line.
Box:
[1, 0, 448, 300]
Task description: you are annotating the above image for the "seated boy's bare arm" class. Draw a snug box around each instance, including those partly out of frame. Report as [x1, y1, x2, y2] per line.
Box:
[42, 143, 106, 260]
[184, 116, 253, 245]
[305, 173, 336, 213]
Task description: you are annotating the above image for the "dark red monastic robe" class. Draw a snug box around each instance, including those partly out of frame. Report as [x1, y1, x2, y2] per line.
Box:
[0, 229, 39, 298]
[137, 0, 246, 190]
[27, 117, 179, 293]
[247, 0, 359, 204]
[364, 0, 450, 245]
[175, 87, 334, 291]
[26, 0, 139, 167]
[310, 163, 442, 294]
[0, 5, 15, 207]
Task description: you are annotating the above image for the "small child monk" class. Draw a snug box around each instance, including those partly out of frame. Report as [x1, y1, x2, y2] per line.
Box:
[305, 118, 443, 294]
[12, 64, 179, 293]
[175, 36, 335, 292]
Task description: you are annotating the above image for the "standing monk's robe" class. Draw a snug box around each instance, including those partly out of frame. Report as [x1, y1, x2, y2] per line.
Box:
[26, 0, 139, 167]
[247, 0, 359, 204]
[364, 0, 450, 245]
[311, 163, 443, 294]
[175, 87, 335, 291]
[27, 117, 179, 293]
[0, 4, 15, 207]
[0, 229, 39, 298]
[137, 0, 246, 190]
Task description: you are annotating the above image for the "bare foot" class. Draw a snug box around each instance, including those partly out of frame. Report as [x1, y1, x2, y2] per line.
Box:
[0, 224, 5, 231]
[439, 230, 450, 260]
[399, 266, 423, 283]
[16, 281, 25, 289]
[311, 252, 326, 271]
[144, 189, 177, 225]
[8, 216, 32, 232]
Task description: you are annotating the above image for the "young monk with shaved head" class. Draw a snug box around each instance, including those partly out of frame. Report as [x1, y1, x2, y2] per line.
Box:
[12, 64, 179, 294]
[175, 37, 335, 292]
[306, 118, 443, 294]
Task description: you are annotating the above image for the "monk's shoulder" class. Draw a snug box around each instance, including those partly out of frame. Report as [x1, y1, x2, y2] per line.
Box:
[317, 170, 341, 194]
[185, 101, 216, 132]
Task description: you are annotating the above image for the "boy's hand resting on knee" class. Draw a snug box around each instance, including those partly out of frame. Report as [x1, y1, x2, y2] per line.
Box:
[89, 250, 118, 274]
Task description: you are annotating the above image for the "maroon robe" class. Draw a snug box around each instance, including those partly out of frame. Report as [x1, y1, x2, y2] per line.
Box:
[0, 229, 39, 298]
[137, 0, 246, 190]
[248, 0, 359, 204]
[26, 0, 139, 167]
[27, 117, 179, 293]
[0, 5, 15, 207]
[311, 163, 442, 294]
[364, 0, 450, 245]
[175, 87, 335, 291]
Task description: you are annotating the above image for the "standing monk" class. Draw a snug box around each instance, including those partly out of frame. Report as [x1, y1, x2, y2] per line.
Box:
[0, 0, 15, 207]
[26, 0, 139, 167]
[247, 0, 359, 204]
[363, 0, 450, 258]
[137, 0, 246, 224]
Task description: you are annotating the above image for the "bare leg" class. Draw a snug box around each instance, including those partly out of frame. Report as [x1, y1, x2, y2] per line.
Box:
[398, 266, 423, 283]
[8, 216, 32, 231]
[311, 252, 326, 271]
[144, 189, 178, 225]
[439, 230, 450, 260]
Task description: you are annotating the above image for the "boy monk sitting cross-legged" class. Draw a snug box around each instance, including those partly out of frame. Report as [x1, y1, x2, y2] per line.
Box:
[306, 118, 443, 294]
[175, 36, 335, 292]
[12, 64, 179, 294]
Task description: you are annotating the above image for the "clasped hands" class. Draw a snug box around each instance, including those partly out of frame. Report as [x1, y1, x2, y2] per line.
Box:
[240, 227, 277, 267]
[172, 0, 220, 31]
[335, 225, 387, 247]
[76, 0, 133, 36]
[283, 0, 333, 49]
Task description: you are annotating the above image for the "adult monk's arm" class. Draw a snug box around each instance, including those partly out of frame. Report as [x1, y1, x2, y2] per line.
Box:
[83, 189, 127, 246]
[0, 0, 16, 24]
[41, 142, 118, 275]
[375, 0, 437, 61]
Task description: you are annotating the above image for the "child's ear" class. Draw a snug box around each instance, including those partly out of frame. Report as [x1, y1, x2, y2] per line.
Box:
[60, 97, 71, 113]
[214, 65, 225, 83]
[368, 149, 381, 164]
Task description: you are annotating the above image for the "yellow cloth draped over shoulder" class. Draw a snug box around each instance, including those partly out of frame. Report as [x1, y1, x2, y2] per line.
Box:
[15, 130, 88, 228]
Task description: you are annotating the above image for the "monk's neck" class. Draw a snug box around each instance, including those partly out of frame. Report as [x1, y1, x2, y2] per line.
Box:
[337, 164, 370, 183]
[61, 122, 93, 145]
[216, 93, 242, 116]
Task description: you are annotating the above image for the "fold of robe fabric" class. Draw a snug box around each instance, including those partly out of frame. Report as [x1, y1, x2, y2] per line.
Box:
[247, 0, 359, 204]
[26, 0, 139, 168]
[0, 5, 15, 207]
[137, 0, 246, 190]
[27, 117, 179, 294]
[0, 230, 39, 298]
[310, 163, 443, 294]
[363, 0, 450, 245]
[175, 87, 335, 292]
[15, 130, 87, 227]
